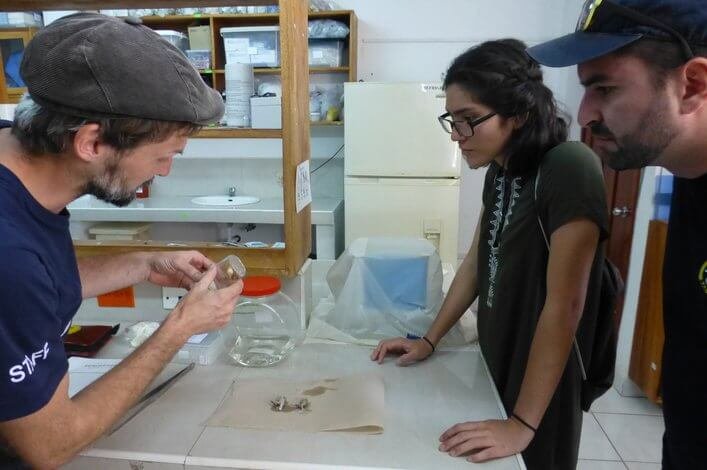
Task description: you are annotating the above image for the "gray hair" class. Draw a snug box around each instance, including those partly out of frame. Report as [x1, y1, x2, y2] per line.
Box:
[11, 94, 200, 157]
[13, 94, 88, 155]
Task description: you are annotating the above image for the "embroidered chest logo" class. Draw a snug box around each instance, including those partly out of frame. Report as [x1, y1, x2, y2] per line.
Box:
[486, 174, 522, 308]
[8, 342, 50, 384]
[699, 260, 707, 295]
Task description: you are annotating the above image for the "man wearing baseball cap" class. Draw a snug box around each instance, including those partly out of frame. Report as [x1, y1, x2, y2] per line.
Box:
[528, 1, 707, 468]
[0, 13, 242, 467]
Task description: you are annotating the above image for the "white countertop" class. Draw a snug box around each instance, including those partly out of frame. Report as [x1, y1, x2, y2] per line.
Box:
[68, 195, 343, 225]
[67, 341, 525, 470]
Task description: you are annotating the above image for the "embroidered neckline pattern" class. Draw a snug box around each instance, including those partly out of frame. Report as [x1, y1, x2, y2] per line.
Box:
[485, 173, 522, 308]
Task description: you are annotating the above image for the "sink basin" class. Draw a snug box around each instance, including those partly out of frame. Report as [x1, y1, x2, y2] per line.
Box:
[191, 195, 260, 206]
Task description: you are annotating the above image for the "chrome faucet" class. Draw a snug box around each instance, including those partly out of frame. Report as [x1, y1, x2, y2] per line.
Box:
[228, 186, 237, 197]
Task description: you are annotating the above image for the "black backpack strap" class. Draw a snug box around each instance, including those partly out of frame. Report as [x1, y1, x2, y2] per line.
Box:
[533, 165, 589, 381]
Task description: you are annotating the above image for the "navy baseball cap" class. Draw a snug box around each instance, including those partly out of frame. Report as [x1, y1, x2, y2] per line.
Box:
[528, 0, 707, 67]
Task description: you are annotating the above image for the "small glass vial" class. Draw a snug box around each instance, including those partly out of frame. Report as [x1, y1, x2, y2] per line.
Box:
[228, 276, 304, 367]
[212, 255, 246, 290]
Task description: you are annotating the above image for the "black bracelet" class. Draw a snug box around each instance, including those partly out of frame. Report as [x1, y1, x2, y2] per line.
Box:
[421, 336, 435, 353]
[511, 412, 537, 434]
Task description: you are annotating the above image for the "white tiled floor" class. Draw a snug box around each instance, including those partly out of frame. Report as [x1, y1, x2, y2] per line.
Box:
[577, 461, 626, 470]
[578, 387, 664, 469]
[594, 413, 665, 463]
[624, 463, 662, 470]
[579, 413, 622, 461]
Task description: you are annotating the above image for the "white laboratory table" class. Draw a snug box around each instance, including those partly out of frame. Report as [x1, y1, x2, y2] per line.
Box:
[64, 342, 525, 470]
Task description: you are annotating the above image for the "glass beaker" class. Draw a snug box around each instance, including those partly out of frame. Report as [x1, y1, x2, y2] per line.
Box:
[228, 276, 304, 367]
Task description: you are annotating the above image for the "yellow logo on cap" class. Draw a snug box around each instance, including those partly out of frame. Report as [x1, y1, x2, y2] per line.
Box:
[699, 260, 707, 295]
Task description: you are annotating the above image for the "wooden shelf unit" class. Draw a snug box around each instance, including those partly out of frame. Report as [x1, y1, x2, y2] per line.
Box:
[145, 9, 356, 136]
[73, 240, 289, 277]
[200, 66, 350, 75]
[194, 127, 282, 138]
[0, 2, 357, 277]
[140, 9, 357, 90]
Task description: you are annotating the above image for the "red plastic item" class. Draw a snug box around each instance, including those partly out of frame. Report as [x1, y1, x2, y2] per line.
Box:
[241, 276, 281, 297]
[63, 324, 120, 357]
[136, 182, 150, 198]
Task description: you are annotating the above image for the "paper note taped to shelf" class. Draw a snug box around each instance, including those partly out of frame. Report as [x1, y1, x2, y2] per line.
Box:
[296, 160, 312, 213]
[224, 37, 249, 64]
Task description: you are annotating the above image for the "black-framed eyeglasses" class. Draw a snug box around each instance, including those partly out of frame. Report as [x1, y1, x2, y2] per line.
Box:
[438, 112, 496, 137]
[577, 0, 694, 61]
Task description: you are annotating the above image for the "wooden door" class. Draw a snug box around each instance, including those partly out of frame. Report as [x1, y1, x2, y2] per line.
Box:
[582, 129, 642, 328]
[629, 220, 667, 404]
[0, 49, 8, 103]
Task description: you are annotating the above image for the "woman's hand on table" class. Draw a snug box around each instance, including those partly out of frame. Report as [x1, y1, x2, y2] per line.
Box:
[370, 337, 433, 366]
[438, 418, 533, 463]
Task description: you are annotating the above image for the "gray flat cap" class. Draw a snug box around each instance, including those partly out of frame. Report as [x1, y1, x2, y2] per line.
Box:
[21, 12, 224, 125]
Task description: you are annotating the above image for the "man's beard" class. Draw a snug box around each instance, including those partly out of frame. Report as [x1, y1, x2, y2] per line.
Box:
[81, 153, 138, 207]
[590, 96, 678, 171]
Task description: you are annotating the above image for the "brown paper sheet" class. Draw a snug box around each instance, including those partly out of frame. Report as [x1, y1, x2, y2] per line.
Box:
[206, 372, 384, 434]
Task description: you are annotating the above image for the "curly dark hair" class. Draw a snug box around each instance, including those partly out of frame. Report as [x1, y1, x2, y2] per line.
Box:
[443, 38, 569, 175]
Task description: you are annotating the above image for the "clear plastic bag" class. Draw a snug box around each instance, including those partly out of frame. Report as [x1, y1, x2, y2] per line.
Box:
[318, 84, 344, 121]
[127, 9, 158, 17]
[309, 88, 323, 121]
[308, 19, 350, 39]
[310, 238, 467, 344]
[123, 321, 160, 347]
[309, 0, 341, 11]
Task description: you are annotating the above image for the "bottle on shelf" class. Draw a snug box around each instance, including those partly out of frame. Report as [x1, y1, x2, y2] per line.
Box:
[135, 182, 150, 198]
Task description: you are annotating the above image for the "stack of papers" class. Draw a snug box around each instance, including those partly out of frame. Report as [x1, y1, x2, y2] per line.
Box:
[68, 357, 189, 398]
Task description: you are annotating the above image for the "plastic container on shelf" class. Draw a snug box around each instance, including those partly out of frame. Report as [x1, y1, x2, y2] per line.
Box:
[228, 276, 304, 367]
[225, 62, 254, 127]
[250, 95, 282, 129]
[308, 39, 345, 67]
[186, 49, 211, 69]
[155, 30, 188, 53]
[0, 12, 43, 28]
[220, 26, 280, 67]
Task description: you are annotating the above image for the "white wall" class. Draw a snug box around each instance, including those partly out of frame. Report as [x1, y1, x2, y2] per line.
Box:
[336, 0, 585, 256]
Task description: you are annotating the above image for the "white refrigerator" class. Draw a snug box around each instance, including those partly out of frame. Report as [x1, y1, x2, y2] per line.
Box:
[344, 82, 461, 264]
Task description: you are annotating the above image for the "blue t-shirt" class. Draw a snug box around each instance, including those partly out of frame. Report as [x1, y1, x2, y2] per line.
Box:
[0, 120, 82, 421]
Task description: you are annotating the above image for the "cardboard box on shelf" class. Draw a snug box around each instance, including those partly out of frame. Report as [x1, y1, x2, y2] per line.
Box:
[188, 25, 212, 51]
[89, 222, 151, 241]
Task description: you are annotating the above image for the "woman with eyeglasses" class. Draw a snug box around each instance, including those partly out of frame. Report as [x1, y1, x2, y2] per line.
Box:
[371, 39, 609, 469]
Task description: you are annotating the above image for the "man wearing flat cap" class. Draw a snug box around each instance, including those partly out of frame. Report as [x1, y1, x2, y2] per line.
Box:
[528, 1, 707, 468]
[0, 13, 242, 467]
